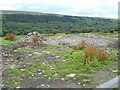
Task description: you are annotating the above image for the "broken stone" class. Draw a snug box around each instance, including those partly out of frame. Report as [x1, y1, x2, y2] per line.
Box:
[10, 59, 13, 62]
[44, 75, 47, 77]
[47, 84, 50, 87]
[55, 56, 60, 58]
[66, 73, 76, 77]
[61, 78, 65, 81]
[46, 52, 50, 54]
[53, 73, 58, 77]
[20, 69, 25, 71]
[112, 69, 118, 73]
[34, 52, 41, 55]
[82, 84, 86, 87]
[16, 86, 20, 88]
[48, 77, 51, 80]
[82, 79, 90, 82]
[32, 74, 34, 77]
[77, 82, 81, 85]
[38, 72, 42, 75]
[37, 69, 41, 72]
[41, 84, 45, 87]
[63, 60, 66, 62]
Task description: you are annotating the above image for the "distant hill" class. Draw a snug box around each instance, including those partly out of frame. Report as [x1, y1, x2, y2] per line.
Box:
[1, 10, 118, 35]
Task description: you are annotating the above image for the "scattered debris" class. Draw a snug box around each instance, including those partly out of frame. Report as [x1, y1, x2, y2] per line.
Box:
[66, 73, 76, 77]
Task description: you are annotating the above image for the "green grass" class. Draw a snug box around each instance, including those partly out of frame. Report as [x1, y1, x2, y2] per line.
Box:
[0, 35, 24, 46]
[6, 65, 22, 76]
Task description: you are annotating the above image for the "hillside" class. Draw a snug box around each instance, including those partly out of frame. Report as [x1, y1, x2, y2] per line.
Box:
[2, 10, 118, 35]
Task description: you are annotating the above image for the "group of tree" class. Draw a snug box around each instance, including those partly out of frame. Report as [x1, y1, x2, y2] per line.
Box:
[1, 10, 118, 36]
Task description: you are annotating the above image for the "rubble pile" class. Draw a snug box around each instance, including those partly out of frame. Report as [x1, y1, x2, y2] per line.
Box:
[21, 32, 46, 42]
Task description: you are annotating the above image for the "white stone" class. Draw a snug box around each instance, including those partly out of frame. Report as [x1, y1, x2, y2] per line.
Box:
[53, 74, 58, 77]
[48, 77, 51, 80]
[41, 84, 45, 87]
[66, 73, 76, 77]
[112, 70, 118, 73]
[29, 54, 32, 56]
[55, 56, 60, 58]
[61, 78, 65, 81]
[16, 86, 20, 88]
[46, 52, 50, 54]
[47, 84, 50, 87]
[10, 65, 14, 68]
[20, 69, 25, 71]
[82, 79, 90, 82]
[38, 73, 42, 75]
[44, 75, 47, 77]
[34, 52, 41, 55]
[32, 74, 34, 77]
[38, 69, 41, 71]
[83, 84, 86, 86]
[63, 60, 66, 62]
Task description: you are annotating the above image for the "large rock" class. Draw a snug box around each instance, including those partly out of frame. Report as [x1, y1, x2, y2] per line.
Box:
[21, 32, 46, 42]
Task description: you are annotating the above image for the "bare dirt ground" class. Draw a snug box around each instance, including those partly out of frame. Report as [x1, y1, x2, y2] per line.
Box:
[44, 34, 118, 49]
[1, 34, 119, 88]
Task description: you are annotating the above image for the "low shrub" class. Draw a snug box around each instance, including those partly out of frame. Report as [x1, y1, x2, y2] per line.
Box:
[80, 40, 88, 49]
[71, 40, 87, 50]
[84, 45, 111, 65]
[32, 36, 41, 42]
[4, 33, 16, 41]
[97, 48, 111, 61]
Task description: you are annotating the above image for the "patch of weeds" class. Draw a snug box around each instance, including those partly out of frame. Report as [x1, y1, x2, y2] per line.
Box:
[40, 64, 49, 70]
[26, 62, 34, 65]
[24, 72, 36, 78]
[109, 50, 119, 60]
[32, 36, 41, 42]
[75, 74, 92, 79]
[83, 45, 111, 65]
[8, 49, 14, 52]
[10, 76, 22, 88]
[13, 49, 22, 53]
[43, 45, 54, 50]
[25, 67, 36, 71]
[70, 40, 87, 50]
[59, 69, 73, 77]
[80, 80, 91, 84]
[6, 65, 22, 76]
[115, 71, 120, 75]
[1, 39, 17, 46]
[4, 33, 16, 41]
[55, 62, 69, 69]
[32, 54, 44, 59]
[42, 69, 57, 78]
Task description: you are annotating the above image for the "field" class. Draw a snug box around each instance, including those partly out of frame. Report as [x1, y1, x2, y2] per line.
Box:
[1, 33, 119, 88]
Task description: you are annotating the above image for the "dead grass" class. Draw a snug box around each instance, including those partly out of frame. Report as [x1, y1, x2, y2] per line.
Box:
[4, 33, 16, 41]
[84, 45, 111, 65]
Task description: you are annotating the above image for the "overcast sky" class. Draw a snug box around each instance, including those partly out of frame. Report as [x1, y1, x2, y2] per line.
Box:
[0, 0, 119, 18]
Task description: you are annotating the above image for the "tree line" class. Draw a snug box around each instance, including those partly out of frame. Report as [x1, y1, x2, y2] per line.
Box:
[1, 11, 118, 36]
